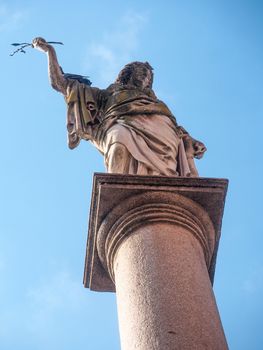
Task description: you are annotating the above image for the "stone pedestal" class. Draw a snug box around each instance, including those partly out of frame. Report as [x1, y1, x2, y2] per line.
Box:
[84, 173, 228, 350]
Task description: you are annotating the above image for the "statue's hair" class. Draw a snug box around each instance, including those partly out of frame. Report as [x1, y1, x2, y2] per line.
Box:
[115, 61, 154, 88]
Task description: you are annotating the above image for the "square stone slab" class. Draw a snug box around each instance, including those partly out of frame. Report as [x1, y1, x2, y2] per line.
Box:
[84, 173, 228, 292]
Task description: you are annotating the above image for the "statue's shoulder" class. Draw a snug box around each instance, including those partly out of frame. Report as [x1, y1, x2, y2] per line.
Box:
[66, 78, 102, 95]
[106, 83, 124, 95]
[105, 83, 157, 99]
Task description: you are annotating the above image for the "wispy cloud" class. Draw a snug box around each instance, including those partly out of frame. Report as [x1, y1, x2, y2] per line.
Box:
[0, 269, 90, 342]
[242, 266, 263, 295]
[84, 11, 148, 86]
[0, 3, 28, 32]
[25, 270, 88, 335]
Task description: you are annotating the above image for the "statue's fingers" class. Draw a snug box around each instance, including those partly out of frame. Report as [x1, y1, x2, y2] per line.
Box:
[32, 37, 46, 46]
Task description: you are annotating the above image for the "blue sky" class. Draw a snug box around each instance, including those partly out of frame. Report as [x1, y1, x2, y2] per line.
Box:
[1, 0, 263, 349]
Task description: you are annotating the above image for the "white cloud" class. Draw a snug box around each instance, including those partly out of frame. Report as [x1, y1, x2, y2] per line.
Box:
[83, 11, 148, 86]
[25, 270, 88, 334]
[0, 268, 92, 343]
[242, 266, 263, 295]
[0, 3, 28, 32]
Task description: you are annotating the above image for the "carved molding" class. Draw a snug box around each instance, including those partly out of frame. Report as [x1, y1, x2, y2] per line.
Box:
[97, 191, 215, 284]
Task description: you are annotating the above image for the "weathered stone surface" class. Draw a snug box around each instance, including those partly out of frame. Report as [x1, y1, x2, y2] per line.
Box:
[83, 173, 228, 349]
[83, 173, 228, 292]
[115, 222, 227, 349]
[32, 37, 206, 177]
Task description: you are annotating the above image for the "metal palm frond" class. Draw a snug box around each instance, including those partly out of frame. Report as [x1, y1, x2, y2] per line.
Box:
[9, 41, 63, 56]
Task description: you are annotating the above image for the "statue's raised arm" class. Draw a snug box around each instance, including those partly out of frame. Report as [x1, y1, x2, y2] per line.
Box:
[32, 37, 68, 95]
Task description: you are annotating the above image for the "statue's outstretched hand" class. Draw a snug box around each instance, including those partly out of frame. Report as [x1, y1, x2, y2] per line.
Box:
[32, 37, 51, 53]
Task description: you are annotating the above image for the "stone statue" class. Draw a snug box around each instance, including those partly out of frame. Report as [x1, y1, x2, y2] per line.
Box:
[32, 37, 206, 176]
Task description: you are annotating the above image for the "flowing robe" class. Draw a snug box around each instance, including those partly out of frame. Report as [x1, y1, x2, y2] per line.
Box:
[65, 80, 202, 176]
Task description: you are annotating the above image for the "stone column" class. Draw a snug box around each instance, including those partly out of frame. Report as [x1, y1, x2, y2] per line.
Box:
[84, 174, 228, 350]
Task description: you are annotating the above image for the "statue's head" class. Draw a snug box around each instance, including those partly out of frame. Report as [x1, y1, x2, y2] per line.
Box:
[115, 61, 154, 89]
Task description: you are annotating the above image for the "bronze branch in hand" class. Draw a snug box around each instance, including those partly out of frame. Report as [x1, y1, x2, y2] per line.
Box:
[9, 39, 63, 56]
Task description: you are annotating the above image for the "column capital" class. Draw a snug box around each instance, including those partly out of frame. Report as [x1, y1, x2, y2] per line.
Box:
[84, 173, 228, 292]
